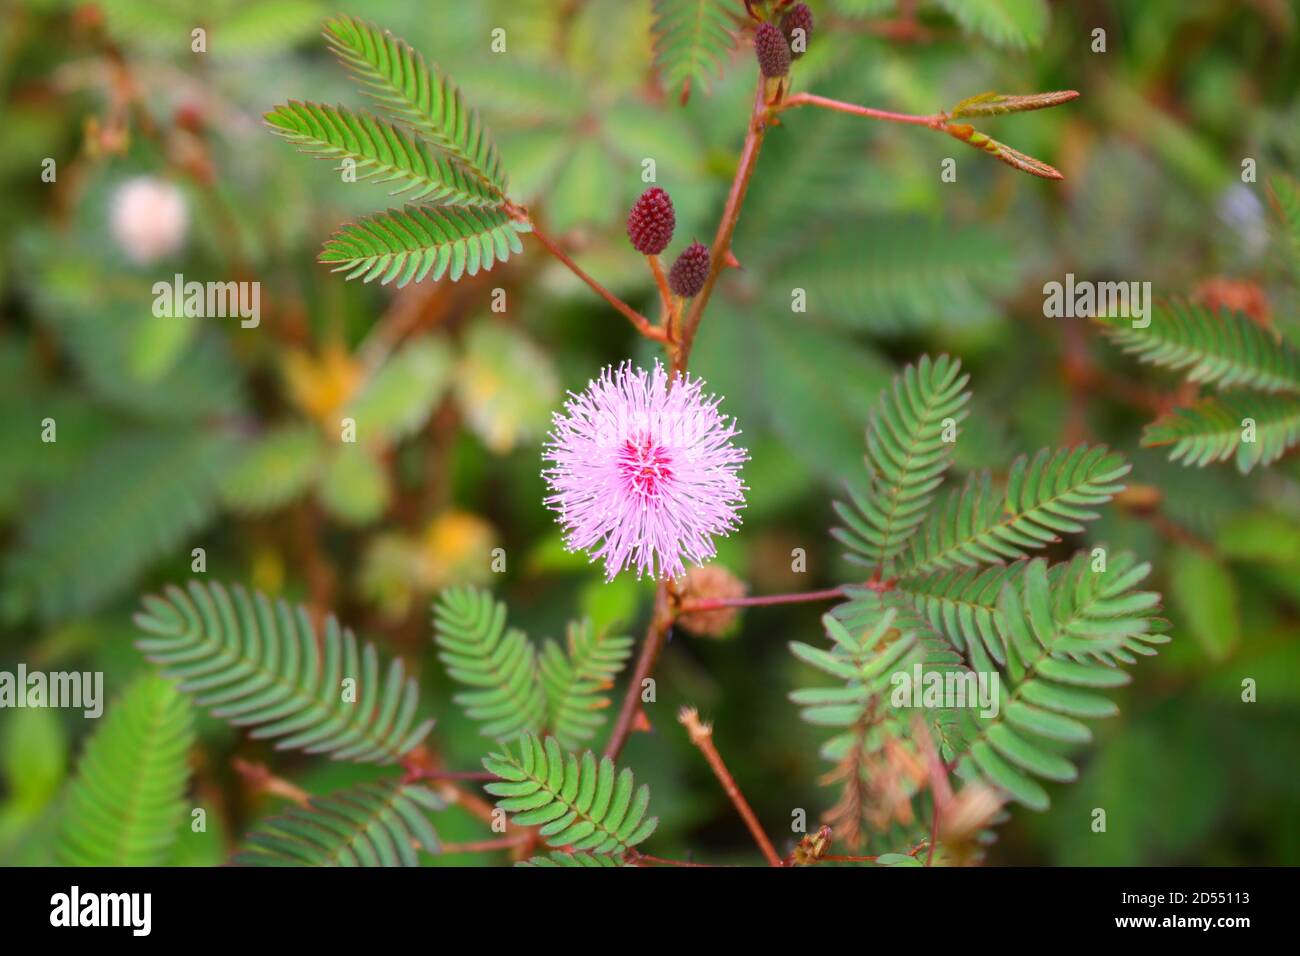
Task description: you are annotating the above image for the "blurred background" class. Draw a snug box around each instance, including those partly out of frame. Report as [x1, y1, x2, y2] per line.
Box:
[1, 0, 1298, 866]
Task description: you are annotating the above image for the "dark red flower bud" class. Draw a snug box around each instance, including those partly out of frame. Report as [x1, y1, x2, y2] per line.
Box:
[626, 187, 676, 255]
[754, 22, 791, 79]
[780, 3, 814, 59]
[668, 242, 710, 298]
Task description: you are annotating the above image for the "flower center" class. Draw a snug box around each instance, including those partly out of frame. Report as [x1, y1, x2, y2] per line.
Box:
[617, 434, 674, 499]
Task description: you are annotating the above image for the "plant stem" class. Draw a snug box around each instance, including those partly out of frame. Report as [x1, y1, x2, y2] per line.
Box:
[526, 220, 667, 343]
[405, 768, 498, 782]
[780, 91, 944, 128]
[604, 581, 674, 759]
[647, 254, 674, 325]
[678, 586, 846, 614]
[679, 707, 784, 867]
[438, 835, 531, 855]
[604, 74, 776, 762]
[232, 758, 311, 808]
[676, 76, 774, 365]
[630, 852, 718, 867]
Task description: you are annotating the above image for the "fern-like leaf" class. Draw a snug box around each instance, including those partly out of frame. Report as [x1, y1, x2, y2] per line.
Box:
[432, 587, 546, 740]
[323, 15, 506, 194]
[949, 90, 1079, 118]
[134, 580, 432, 764]
[833, 355, 971, 574]
[58, 675, 194, 866]
[6, 429, 233, 623]
[895, 562, 1024, 671]
[539, 621, 634, 749]
[232, 782, 442, 866]
[1144, 393, 1300, 473]
[944, 123, 1063, 180]
[1097, 302, 1300, 393]
[899, 444, 1130, 576]
[951, 556, 1164, 810]
[651, 0, 736, 102]
[1270, 175, 1300, 276]
[483, 735, 658, 854]
[265, 101, 503, 206]
[218, 423, 324, 514]
[791, 601, 963, 732]
[934, 0, 1049, 50]
[772, 217, 1019, 334]
[319, 204, 528, 287]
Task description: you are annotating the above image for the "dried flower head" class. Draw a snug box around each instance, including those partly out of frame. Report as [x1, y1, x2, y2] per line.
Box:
[626, 186, 676, 255]
[543, 362, 747, 580]
[677, 563, 747, 637]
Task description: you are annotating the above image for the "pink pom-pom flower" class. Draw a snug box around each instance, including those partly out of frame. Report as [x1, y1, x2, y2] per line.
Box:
[543, 361, 747, 581]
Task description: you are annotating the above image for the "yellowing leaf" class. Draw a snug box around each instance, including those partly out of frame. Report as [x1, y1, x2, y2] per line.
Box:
[283, 343, 363, 423]
[454, 321, 558, 454]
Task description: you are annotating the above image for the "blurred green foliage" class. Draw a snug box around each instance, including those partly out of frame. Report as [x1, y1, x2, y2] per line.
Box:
[0, 0, 1298, 866]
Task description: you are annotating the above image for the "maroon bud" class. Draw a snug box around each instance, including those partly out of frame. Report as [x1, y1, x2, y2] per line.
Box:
[780, 3, 814, 59]
[754, 21, 791, 78]
[626, 186, 676, 255]
[668, 242, 710, 298]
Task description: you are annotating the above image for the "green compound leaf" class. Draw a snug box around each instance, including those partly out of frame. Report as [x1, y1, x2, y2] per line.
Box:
[949, 90, 1079, 119]
[317, 444, 390, 526]
[135, 580, 432, 764]
[323, 15, 507, 194]
[651, 0, 736, 102]
[218, 423, 325, 514]
[1269, 174, 1300, 276]
[833, 355, 971, 574]
[934, 0, 1049, 51]
[900, 444, 1131, 576]
[265, 101, 503, 207]
[1144, 393, 1300, 474]
[58, 675, 194, 866]
[432, 586, 546, 740]
[539, 621, 634, 749]
[483, 734, 658, 854]
[233, 781, 442, 867]
[1097, 301, 1300, 394]
[318, 204, 529, 288]
[5, 428, 233, 623]
[344, 335, 454, 444]
[951, 556, 1165, 810]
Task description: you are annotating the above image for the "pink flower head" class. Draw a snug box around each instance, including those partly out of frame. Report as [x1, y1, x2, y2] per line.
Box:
[543, 361, 747, 581]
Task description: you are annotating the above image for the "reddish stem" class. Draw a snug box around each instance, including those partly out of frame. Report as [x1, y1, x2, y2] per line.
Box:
[647, 254, 674, 321]
[630, 853, 718, 867]
[604, 581, 675, 760]
[405, 769, 497, 783]
[526, 221, 667, 343]
[438, 835, 531, 855]
[676, 76, 773, 367]
[678, 586, 846, 614]
[679, 707, 784, 867]
[780, 92, 945, 128]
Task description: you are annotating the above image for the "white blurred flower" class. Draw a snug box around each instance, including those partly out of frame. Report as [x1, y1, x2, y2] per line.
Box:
[110, 176, 188, 265]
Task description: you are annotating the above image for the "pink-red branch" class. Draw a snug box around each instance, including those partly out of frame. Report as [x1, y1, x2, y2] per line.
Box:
[780, 91, 945, 128]
[525, 219, 667, 343]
